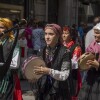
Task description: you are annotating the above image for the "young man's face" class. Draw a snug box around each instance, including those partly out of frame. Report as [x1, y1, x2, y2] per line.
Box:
[45, 28, 59, 47]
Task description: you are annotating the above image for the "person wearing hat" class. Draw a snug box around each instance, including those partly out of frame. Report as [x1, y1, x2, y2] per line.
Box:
[78, 23, 100, 100]
[30, 23, 71, 100]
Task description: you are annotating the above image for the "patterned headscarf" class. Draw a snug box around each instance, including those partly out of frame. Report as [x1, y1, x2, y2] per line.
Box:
[45, 24, 62, 64]
[45, 23, 62, 37]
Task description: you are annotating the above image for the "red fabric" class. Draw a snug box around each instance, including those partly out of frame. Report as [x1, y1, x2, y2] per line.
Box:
[65, 40, 75, 49]
[76, 69, 82, 95]
[13, 74, 23, 100]
[72, 96, 78, 100]
[65, 40, 82, 99]
[71, 70, 82, 100]
[21, 47, 25, 57]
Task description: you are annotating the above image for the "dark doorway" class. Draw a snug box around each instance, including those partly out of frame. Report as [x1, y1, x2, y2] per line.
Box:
[48, 0, 58, 23]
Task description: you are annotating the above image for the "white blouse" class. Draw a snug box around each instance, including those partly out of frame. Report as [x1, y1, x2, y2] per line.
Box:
[49, 61, 70, 81]
[2, 40, 20, 69]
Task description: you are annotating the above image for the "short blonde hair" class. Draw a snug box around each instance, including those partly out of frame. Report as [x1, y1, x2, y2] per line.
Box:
[0, 18, 14, 41]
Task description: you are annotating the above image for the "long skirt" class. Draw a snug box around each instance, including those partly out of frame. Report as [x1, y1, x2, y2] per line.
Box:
[78, 80, 100, 100]
[35, 89, 71, 100]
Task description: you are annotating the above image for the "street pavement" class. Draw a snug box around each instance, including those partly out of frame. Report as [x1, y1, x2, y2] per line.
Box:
[21, 80, 35, 100]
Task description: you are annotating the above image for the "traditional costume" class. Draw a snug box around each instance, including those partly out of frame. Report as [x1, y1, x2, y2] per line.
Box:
[0, 18, 22, 100]
[62, 26, 82, 99]
[35, 24, 71, 100]
[78, 23, 100, 100]
[36, 44, 71, 100]
[0, 37, 22, 100]
[64, 40, 82, 96]
[23, 24, 72, 100]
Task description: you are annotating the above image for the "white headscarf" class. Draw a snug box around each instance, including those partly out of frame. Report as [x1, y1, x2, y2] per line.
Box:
[93, 23, 100, 31]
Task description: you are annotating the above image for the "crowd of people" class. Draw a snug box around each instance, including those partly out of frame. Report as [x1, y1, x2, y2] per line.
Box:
[0, 16, 99, 100]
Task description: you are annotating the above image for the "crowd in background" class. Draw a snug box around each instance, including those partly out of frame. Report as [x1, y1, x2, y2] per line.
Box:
[0, 16, 99, 100]
[17, 16, 100, 100]
[17, 16, 100, 62]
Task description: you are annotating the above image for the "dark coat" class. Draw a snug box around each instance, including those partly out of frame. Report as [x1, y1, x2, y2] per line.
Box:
[36, 44, 71, 100]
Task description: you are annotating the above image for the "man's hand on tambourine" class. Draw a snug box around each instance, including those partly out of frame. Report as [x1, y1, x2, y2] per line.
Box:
[86, 59, 99, 70]
[34, 66, 50, 75]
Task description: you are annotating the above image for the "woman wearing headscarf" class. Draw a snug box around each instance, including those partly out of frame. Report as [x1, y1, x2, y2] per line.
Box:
[23, 23, 71, 100]
[0, 18, 22, 100]
[78, 23, 100, 100]
[62, 26, 82, 99]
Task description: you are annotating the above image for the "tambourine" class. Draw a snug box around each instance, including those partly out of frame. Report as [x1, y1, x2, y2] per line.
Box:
[22, 56, 46, 81]
[78, 52, 95, 71]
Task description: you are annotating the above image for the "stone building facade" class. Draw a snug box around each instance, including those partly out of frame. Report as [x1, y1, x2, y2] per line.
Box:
[0, 0, 100, 26]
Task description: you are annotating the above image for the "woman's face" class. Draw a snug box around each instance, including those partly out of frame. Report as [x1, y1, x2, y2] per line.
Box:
[0, 22, 6, 36]
[45, 28, 59, 47]
[62, 30, 71, 42]
[94, 29, 100, 42]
